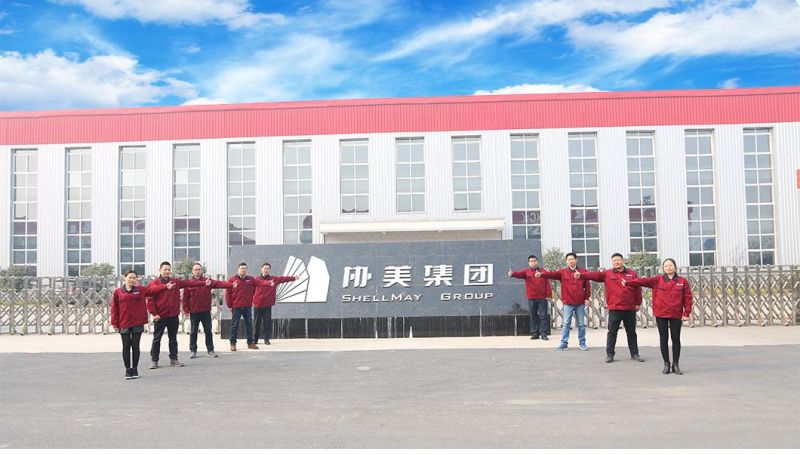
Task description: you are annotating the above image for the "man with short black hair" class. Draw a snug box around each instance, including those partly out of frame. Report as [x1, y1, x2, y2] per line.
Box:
[253, 262, 297, 346]
[580, 253, 644, 363]
[538, 253, 592, 351]
[146, 261, 211, 369]
[226, 262, 274, 351]
[508, 255, 552, 341]
[181, 262, 236, 359]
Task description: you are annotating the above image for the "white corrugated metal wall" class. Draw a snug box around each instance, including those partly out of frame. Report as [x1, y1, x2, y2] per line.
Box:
[1, 121, 799, 276]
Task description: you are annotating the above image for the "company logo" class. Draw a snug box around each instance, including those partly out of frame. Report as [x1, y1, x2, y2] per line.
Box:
[277, 255, 331, 303]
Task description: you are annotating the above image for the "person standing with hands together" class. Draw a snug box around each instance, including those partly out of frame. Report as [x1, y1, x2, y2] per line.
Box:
[622, 258, 693, 375]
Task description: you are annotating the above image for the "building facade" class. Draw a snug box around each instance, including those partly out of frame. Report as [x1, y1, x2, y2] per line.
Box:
[1, 87, 799, 276]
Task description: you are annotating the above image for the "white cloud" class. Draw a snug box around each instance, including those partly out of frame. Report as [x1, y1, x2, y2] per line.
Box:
[182, 97, 228, 105]
[0, 50, 197, 110]
[474, 83, 602, 95]
[196, 34, 351, 103]
[718, 77, 740, 89]
[568, 0, 800, 66]
[376, 0, 670, 62]
[0, 27, 15, 35]
[54, 0, 286, 29]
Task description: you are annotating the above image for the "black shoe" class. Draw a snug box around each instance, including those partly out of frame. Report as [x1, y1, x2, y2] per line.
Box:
[125, 368, 133, 380]
[541, 335, 548, 341]
[631, 354, 645, 362]
[131, 368, 139, 379]
[265, 340, 271, 345]
[672, 363, 683, 375]
[530, 335, 539, 340]
[605, 355, 614, 363]
[662, 362, 671, 374]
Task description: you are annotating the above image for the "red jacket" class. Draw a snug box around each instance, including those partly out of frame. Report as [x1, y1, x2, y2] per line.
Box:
[145, 277, 207, 318]
[631, 275, 693, 319]
[510, 268, 552, 299]
[225, 275, 273, 309]
[581, 268, 642, 311]
[181, 277, 233, 315]
[111, 285, 157, 329]
[253, 275, 297, 308]
[539, 267, 591, 305]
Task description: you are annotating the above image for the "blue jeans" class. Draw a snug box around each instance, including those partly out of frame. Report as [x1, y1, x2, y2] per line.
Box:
[230, 307, 254, 345]
[560, 304, 586, 347]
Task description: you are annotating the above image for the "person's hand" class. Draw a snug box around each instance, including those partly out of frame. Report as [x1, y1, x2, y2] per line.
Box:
[507, 269, 513, 277]
[166, 282, 176, 290]
[153, 315, 161, 322]
[681, 316, 690, 321]
[574, 271, 581, 279]
[584, 299, 590, 306]
[534, 271, 542, 278]
[635, 305, 641, 311]
[620, 278, 626, 286]
[232, 281, 239, 288]
[205, 278, 212, 286]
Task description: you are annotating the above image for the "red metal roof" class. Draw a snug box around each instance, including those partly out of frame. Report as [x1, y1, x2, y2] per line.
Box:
[1, 86, 799, 146]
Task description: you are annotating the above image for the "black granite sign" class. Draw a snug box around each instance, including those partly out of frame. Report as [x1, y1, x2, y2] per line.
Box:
[223, 239, 544, 338]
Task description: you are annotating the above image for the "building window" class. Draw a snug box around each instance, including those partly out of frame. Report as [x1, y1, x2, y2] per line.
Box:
[283, 141, 313, 244]
[396, 137, 425, 213]
[65, 148, 91, 276]
[12, 149, 37, 274]
[452, 136, 481, 211]
[510, 134, 541, 240]
[119, 146, 146, 275]
[173, 144, 200, 261]
[227, 142, 256, 247]
[744, 128, 775, 265]
[340, 139, 369, 214]
[685, 129, 716, 267]
[627, 132, 658, 255]
[568, 133, 600, 268]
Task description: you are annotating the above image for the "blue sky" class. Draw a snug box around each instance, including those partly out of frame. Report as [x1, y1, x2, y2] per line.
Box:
[0, 0, 798, 111]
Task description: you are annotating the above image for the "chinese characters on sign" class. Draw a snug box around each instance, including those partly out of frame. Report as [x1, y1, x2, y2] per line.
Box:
[340, 264, 495, 303]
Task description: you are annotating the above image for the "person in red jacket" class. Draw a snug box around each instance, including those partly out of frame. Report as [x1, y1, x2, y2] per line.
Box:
[623, 258, 693, 375]
[111, 270, 165, 380]
[507, 255, 552, 341]
[537, 252, 592, 351]
[226, 262, 274, 351]
[253, 262, 297, 346]
[146, 261, 211, 369]
[579, 253, 644, 363]
[181, 262, 236, 359]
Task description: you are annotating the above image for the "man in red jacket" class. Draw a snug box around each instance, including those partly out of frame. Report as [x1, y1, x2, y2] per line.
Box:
[181, 262, 236, 359]
[508, 255, 551, 341]
[579, 253, 644, 363]
[253, 262, 297, 346]
[226, 262, 274, 351]
[537, 252, 592, 351]
[146, 261, 211, 369]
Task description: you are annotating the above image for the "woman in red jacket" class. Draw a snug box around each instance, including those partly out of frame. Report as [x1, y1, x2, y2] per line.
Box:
[624, 258, 693, 375]
[110, 270, 165, 380]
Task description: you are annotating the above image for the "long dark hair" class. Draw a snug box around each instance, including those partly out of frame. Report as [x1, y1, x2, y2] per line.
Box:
[663, 258, 677, 271]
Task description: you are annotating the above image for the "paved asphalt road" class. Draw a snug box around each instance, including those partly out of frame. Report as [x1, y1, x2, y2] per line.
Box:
[1, 345, 798, 448]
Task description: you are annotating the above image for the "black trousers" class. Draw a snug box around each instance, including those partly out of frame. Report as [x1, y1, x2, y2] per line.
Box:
[527, 298, 549, 336]
[189, 311, 214, 352]
[150, 315, 179, 361]
[656, 317, 682, 364]
[121, 331, 142, 369]
[253, 307, 273, 343]
[607, 310, 639, 356]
